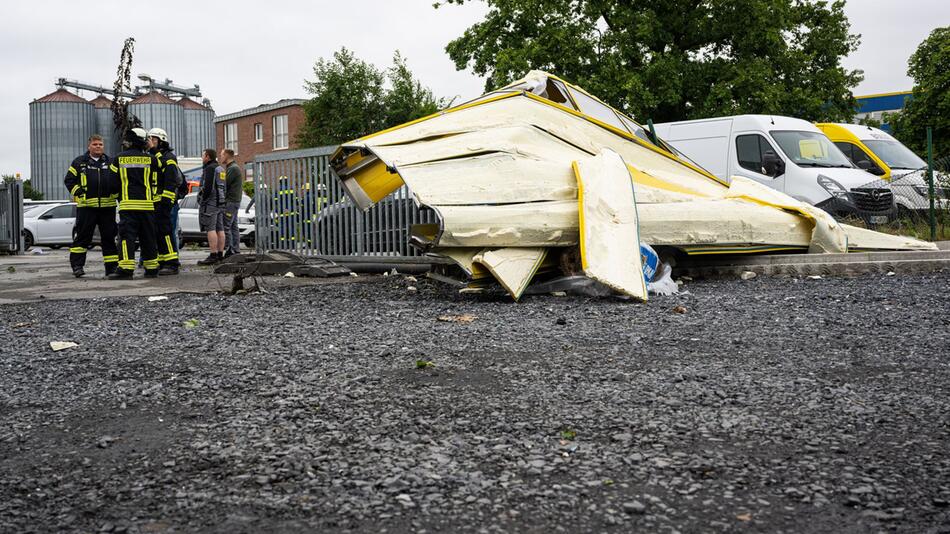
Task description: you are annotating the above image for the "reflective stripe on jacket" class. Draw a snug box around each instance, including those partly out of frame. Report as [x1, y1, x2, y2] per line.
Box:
[110, 149, 160, 212]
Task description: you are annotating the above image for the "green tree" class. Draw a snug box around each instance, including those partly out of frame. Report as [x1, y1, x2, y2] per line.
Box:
[298, 48, 444, 147]
[890, 27, 950, 162]
[384, 52, 443, 127]
[2, 174, 44, 200]
[438, 0, 862, 123]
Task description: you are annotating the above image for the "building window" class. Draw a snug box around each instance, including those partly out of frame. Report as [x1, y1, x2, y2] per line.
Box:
[225, 122, 238, 153]
[273, 114, 289, 150]
[254, 123, 263, 143]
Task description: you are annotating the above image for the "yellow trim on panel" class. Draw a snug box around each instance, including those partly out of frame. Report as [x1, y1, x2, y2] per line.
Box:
[681, 245, 807, 255]
[626, 164, 708, 197]
[572, 161, 588, 272]
[855, 90, 912, 100]
[355, 157, 405, 204]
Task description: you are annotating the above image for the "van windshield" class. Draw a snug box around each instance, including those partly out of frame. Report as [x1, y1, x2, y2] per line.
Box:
[770, 131, 854, 168]
[863, 139, 926, 170]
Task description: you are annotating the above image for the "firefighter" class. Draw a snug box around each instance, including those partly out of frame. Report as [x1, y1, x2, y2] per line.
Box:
[273, 176, 296, 245]
[146, 127, 182, 275]
[108, 128, 161, 279]
[64, 134, 119, 277]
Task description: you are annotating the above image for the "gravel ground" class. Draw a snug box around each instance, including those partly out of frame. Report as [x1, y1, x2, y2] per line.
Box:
[1, 272, 949, 533]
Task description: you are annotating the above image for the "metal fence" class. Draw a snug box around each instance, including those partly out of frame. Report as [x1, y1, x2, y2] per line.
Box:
[0, 179, 25, 253]
[252, 146, 438, 257]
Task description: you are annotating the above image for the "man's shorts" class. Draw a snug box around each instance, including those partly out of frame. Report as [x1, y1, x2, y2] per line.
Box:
[199, 204, 225, 232]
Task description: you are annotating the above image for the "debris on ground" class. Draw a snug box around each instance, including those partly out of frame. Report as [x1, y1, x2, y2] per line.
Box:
[49, 341, 78, 351]
[672, 305, 688, 314]
[437, 314, 477, 323]
[740, 271, 757, 280]
[147, 296, 168, 302]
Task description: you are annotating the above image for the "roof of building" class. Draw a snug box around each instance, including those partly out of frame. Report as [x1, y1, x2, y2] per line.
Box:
[178, 96, 212, 111]
[129, 91, 179, 105]
[33, 88, 90, 104]
[855, 91, 912, 114]
[213, 99, 306, 123]
[88, 95, 113, 109]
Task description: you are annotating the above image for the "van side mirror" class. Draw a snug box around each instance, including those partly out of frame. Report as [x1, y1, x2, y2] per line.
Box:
[762, 151, 785, 177]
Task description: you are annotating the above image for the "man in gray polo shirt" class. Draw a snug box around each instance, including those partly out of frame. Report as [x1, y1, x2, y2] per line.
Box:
[221, 149, 243, 257]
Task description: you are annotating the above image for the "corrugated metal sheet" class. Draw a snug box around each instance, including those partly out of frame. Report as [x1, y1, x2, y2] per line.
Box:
[29, 93, 95, 201]
[89, 95, 120, 157]
[179, 97, 215, 157]
[129, 91, 185, 154]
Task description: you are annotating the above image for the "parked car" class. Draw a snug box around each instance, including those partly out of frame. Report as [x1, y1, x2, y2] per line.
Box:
[653, 115, 897, 224]
[22, 202, 76, 249]
[177, 193, 255, 246]
[816, 122, 949, 215]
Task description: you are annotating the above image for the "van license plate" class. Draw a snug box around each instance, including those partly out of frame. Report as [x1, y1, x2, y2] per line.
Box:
[869, 215, 888, 224]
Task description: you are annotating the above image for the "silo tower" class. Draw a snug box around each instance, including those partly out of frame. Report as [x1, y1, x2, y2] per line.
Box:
[29, 89, 95, 201]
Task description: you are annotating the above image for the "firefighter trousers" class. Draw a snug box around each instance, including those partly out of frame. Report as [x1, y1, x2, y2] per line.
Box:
[69, 207, 118, 273]
[154, 200, 180, 267]
[117, 210, 159, 275]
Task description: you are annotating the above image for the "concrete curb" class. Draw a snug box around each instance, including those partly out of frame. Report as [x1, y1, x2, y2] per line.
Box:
[678, 250, 950, 279]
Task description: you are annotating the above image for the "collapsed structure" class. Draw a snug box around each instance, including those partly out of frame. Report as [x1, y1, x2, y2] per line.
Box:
[330, 72, 936, 301]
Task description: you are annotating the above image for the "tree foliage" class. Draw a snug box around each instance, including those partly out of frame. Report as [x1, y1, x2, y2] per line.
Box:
[438, 0, 862, 123]
[298, 48, 443, 147]
[2, 175, 44, 200]
[890, 27, 950, 162]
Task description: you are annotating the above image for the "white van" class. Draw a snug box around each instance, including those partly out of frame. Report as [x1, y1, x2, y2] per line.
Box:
[653, 115, 896, 223]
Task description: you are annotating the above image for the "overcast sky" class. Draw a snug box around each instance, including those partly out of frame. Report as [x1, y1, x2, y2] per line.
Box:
[1, 0, 946, 179]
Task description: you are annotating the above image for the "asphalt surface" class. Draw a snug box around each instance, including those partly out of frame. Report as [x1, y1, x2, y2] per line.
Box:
[0, 248, 336, 304]
[1, 272, 949, 533]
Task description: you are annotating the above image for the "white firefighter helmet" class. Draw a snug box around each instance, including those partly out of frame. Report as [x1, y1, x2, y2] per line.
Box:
[147, 127, 168, 143]
[130, 127, 148, 141]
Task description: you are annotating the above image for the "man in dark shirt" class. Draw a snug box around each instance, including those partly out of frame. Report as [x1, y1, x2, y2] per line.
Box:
[221, 149, 243, 257]
[197, 149, 227, 265]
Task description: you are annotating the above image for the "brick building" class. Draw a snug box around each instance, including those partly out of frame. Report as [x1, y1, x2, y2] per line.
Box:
[213, 99, 306, 179]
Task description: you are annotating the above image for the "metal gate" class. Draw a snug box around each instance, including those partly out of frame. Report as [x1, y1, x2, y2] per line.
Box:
[252, 147, 437, 257]
[0, 180, 25, 253]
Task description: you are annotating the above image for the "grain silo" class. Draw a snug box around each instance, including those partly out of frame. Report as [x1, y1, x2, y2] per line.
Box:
[179, 97, 215, 157]
[88, 95, 119, 157]
[128, 91, 184, 153]
[29, 89, 95, 201]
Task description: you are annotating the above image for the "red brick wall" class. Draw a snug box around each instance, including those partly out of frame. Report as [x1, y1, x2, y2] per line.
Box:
[214, 104, 306, 179]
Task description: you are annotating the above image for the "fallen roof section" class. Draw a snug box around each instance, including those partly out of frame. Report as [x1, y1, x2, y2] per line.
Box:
[330, 71, 937, 300]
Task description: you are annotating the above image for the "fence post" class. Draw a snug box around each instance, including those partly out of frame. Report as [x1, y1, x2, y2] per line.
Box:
[927, 127, 936, 241]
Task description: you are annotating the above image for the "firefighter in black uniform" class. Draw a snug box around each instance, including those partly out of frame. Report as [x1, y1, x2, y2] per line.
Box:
[64, 134, 119, 277]
[108, 128, 161, 280]
[146, 127, 182, 275]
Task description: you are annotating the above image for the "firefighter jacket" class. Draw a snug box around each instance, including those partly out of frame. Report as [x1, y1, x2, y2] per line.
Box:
[150, 147, 182, 202]
[109, 148, 161, 212]
[199, 159, 226, 207]
[64, 152, 117, 208]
